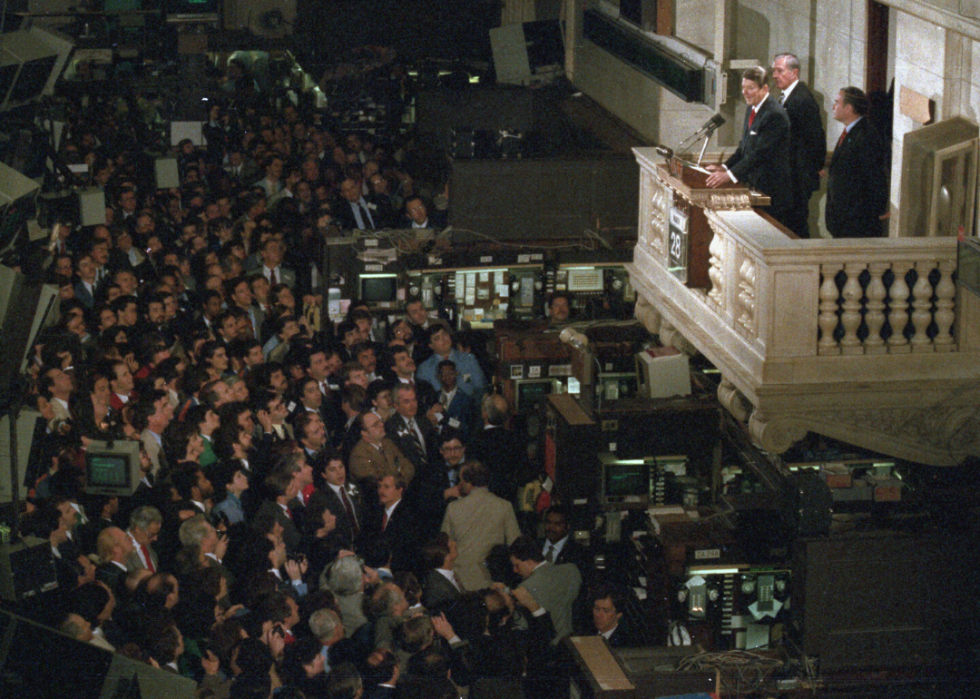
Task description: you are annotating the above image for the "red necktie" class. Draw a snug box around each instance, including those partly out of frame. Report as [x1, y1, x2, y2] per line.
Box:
[141, 544, 155, 573]
[270, 268, 278, 286]
[748, 108, 756, 127]
[381, 512, 388, 531]
[837, 129, 847, 148]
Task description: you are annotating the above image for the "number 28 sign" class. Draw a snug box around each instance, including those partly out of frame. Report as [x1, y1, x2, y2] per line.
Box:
[668, 207, 689, 283]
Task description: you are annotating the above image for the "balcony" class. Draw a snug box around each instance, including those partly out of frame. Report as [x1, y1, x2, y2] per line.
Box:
[627, 147, 980, 466]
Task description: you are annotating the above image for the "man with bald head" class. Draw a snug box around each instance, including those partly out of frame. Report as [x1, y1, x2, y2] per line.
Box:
[95, 526, 135, 595]
[468, 394, 529, 501]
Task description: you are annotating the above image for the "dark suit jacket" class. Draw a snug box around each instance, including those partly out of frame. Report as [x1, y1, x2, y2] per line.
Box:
[422, 568, 463, 611]
[781, 82, 826, 236]
[443, 389, 477, 440]
[384, 413, 439, 472]
[605, 622, 636, 648]
[469, 426, 530, 501]
[309, 484, 362, 550]
[334, 197, 382, 231]
[255, 499, 303, 554]
[542, 537, 591, 576]
[375, 500, 423, 574]
[826, 118, 889, 238]
[96, 561, 128, 596]
[725, 96, 794, 224]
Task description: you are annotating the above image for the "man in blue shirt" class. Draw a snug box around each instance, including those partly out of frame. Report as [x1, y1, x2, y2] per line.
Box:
[415, 323, 486, 401]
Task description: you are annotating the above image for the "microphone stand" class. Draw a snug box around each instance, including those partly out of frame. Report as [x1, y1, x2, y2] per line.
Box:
[675, 115, 726, 167]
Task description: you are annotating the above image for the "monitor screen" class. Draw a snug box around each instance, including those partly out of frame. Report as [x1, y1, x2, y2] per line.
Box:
[360, 275, 398, 304]
[84, 440, 139, 495]
[516, 379, 556, 412]
[87, 453, 130, 490]
[600, 453, 649, 504]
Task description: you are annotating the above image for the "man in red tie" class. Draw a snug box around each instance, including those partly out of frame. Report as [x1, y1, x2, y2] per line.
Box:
[824, 87, 889, 239]
[706, 66, 794, 230]
[376, 474, 421, 573]
[125, 505, 162, 574]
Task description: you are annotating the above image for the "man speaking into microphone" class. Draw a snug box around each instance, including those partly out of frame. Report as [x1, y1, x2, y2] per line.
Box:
[705, 66, 794, 231]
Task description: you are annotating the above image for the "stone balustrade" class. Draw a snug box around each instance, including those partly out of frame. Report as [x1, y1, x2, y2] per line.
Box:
[628, 147, 980, 466]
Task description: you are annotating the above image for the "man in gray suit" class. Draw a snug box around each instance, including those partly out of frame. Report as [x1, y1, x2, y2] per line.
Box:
[259, 238, 296, 290]
[509, 535, 582, 644]
[441, 460, 520, 591]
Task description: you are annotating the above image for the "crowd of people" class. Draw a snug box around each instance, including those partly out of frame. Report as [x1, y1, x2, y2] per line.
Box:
[7, 56, 635, 699]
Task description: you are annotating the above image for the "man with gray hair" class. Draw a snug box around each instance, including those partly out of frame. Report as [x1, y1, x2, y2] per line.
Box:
[126, 505, 162, 573]
[309, 607, 359, 671]
[772, 52, 825, 238]
[323, 555, 369, 637]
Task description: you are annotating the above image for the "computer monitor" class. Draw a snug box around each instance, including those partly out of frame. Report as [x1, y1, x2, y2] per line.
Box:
[599, 452, 650, 507]
[84, 440, 141, 496]
[514, 378, 560, 413]
[359, 274, 399, 306]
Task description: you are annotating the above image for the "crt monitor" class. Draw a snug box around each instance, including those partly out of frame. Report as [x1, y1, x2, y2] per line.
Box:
[514, 378, 559, 413]
[599, 452, 650, 507]
[85, 440, 141, 496]
[359, 274, 399, 305]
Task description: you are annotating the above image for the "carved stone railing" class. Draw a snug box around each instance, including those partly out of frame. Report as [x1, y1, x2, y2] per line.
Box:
[628, 147, 980, 466]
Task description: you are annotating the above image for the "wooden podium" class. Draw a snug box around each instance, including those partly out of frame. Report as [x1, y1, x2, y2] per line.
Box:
[658, 157, 769, 289]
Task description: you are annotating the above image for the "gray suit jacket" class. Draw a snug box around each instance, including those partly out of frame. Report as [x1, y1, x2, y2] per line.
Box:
[141, 429, 166, 478]
[125, 543, 159, 573]
[441, 487, 520, 591]
[519, 561, 582, 644]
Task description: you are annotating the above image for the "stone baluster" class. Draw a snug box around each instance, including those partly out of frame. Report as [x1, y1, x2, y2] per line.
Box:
[864, 263, 888, 354]
[933, 259, 956, 352]
[910, 262, 935, 352]
[736, 255, 756, 336]
[818, 264, 842, 355]
[839, 263, 865, 354]
[649, 177, 667, 256]
[707, 228, 725, 310]
[638, 173, 651, 247]
[887, 262, 911, 353]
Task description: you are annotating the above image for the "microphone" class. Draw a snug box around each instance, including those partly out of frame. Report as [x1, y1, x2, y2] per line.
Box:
[677, 113, 728, 165]
[694, 113, 726, 139]
[655, 145, 674, 161]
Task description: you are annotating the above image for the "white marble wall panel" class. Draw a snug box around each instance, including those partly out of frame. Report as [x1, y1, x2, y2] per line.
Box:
[675, 0, 717, 53]
[895, 12, 947, 67]
[849, 0, 867, 41]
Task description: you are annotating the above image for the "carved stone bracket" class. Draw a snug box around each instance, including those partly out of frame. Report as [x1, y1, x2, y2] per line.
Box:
[748, 409, 810, 455]
[659, 316, 698, 356]
[634, 296, 663, 335]
[718, 378, 752, 422]
[744, 400, 980, 466]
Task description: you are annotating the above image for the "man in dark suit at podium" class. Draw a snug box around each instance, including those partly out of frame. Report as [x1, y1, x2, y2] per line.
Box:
[772, 53, 826, 238]
[706, 66, 793, 230]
